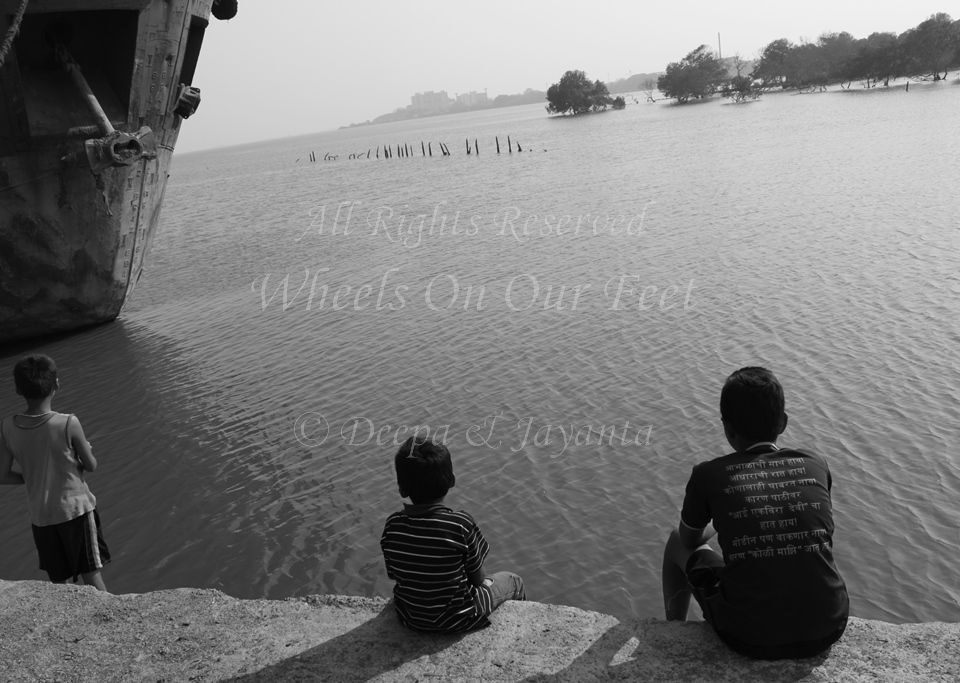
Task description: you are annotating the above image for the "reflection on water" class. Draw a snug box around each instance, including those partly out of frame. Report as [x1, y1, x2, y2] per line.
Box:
[2, 83, 959, 622]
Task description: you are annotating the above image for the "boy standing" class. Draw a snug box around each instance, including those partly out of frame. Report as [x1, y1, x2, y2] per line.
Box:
[381, 435, 525, 632]
[662, 366, 848, 659]
[0, 355, 110, 590]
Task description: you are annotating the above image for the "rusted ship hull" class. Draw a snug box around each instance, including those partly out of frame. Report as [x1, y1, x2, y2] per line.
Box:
[0, 0, 232, 344]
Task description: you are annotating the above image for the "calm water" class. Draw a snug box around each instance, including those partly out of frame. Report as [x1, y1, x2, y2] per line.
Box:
[2, 83, 959, 624]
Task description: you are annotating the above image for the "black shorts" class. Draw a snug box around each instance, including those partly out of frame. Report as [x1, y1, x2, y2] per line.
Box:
[31, 510, 111, 583]
[684, 548, 846, 660]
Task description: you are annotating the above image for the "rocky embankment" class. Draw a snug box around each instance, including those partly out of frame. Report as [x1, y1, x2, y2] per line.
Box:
[0, 580, 957, 681]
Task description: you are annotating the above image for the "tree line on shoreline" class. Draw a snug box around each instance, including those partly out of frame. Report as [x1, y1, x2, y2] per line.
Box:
[752, 12, 959, 91]
[547, 12, 960, 113]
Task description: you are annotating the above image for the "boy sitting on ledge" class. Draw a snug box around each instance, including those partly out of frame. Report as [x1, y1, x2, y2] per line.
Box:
[381, 435, 525, 632]
[662, 366, 848, 659]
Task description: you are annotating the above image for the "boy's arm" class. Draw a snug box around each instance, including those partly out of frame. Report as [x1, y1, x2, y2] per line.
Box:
[68, 417, 97, 472]
[677, 519, 716, 549]
[678, 464, 716, 548]
[380, 521, 397, 580]
[0, 431, 24, 485]
[464, 516, 490, 587]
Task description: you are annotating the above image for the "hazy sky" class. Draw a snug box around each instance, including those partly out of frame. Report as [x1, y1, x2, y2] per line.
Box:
[175, 1, 952, 152]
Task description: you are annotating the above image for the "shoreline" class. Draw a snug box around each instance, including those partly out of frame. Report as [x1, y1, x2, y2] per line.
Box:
[1, 579, 957, 681]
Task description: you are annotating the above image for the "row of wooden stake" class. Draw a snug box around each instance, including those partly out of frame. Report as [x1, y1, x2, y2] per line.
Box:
[306, 136, 524, 162]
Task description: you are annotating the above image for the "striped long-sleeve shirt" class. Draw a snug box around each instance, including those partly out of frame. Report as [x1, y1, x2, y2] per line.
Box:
[381, 503, 494, 632]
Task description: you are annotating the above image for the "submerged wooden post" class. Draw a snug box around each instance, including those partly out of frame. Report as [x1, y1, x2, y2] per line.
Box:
[517, 142, 522, 152]
[421, 141, 426, 156]
[474, 139, 479, 155]
[508, 136, 512, 153]
[466, 138, 470, 155]
[428, 142, 432, 157]
[496, 136, 500, 154]
[366, 149, 370, 159]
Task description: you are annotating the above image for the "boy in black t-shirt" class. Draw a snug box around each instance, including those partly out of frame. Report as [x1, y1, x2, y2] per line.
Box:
[661, 366, 848, 659]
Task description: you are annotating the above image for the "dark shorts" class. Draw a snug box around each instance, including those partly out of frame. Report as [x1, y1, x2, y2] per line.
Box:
[31, 509, 111, 583]
[684, 548, 846, 660]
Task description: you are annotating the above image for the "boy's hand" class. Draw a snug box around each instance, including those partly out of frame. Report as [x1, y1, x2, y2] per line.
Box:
[468, 568, 486, 587]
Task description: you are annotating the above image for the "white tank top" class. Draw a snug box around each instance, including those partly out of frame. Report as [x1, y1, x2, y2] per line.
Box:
[1, 412, 96, 526]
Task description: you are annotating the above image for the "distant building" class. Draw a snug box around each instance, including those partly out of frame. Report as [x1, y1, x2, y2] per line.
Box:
[456, 90, 489, 107]
[410, 91, 452, 113]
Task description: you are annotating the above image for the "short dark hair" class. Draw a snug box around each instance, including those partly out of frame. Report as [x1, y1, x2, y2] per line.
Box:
[720, 366, 785, 442]
[394, 435, 455, 504]
[13, 355, 58, 400]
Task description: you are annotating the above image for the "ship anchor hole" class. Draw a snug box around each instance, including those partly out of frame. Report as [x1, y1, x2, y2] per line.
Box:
[111, 139, 143, 162]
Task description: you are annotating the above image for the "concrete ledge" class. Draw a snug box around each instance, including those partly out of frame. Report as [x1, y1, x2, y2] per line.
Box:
[0, 580, 957, 681]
